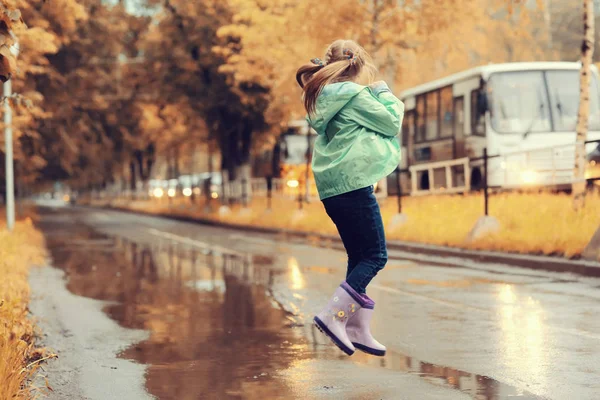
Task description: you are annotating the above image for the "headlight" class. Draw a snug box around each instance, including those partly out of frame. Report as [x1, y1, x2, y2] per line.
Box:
[167, 188, 176, 197]
[182, 188, 192, 197]
[153, 188, 164, 198]
[521, 170, 538, 184]
[287, 179, 299, 188]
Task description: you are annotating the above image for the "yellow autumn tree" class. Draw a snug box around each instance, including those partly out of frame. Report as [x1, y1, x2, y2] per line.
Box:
[0, 1, 22, 82]
[7, 0, 153, 191]
[216, 0, 543, 135]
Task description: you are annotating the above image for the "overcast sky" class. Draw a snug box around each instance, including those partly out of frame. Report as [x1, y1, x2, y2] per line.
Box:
[104, 0, 157, 16]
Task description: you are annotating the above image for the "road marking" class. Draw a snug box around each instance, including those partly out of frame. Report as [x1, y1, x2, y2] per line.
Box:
[229, 234, 275, 245]
[147, 228, 245, 257]
[92, 212, 112, 221]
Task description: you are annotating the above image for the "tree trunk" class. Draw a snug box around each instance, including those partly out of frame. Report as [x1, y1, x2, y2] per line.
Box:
[220, 142, 231, 205]
[206, 137, 214, 204]
[134, 150, 145, 180]
[190, 143, 196, 203]
[369, 0, 381, 53]
[573, 0, 595, 210]
[145, 144, 155, 180]
[167, 150, 173, 179]
[173, 146, 180, 178]
[221, 168, 229, 205]
[240, 124, 253, 204]
[135, 145, 155, 200]
[239, 162, 252, 206]
[129, 160, 137, 195]
[129, 160, 137, 199]
[229, 126, 241, 181]
[543, 0, 553, 53]
[272, 138, 282, 178]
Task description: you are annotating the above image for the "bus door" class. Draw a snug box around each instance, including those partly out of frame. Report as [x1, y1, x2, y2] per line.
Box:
[453, 96, 465, 158]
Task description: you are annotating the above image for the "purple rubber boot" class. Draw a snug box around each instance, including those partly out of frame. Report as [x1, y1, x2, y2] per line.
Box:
[345, 293, 386, 356]
[314, 282, 368, 356]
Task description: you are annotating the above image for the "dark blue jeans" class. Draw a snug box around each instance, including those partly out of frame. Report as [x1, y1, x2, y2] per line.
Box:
[322, 185, 388, 294]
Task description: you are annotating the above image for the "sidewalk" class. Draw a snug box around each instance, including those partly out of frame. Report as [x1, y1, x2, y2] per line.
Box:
[0, 214, 49, 399]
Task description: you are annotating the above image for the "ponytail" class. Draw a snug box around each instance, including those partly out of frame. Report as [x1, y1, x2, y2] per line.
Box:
[301, 61, 355, 115]
[296, 63, 324, 89]
[296, 41, 373, 116]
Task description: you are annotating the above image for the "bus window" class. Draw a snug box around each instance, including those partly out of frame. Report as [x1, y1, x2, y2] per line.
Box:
[471, 90, 486, 136]
[440, 86, 453, 137]
[546, 70, 600, 132]
[426, 91, 439, 140]
[416, 94, 426, 142]
[487, 71, 551, 134]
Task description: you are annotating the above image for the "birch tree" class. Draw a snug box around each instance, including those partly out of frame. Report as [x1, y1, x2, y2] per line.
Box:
[573, 0, 595, 209]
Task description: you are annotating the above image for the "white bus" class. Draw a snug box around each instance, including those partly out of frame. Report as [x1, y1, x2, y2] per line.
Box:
[399, 62, 600, 192]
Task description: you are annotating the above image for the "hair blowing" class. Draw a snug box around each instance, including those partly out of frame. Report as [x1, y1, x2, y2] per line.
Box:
[296, 39, 376, 116]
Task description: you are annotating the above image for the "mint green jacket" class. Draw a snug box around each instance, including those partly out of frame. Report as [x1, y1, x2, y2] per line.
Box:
[307, 82, 404, 200]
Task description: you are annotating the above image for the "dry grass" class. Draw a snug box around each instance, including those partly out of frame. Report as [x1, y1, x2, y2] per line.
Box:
[382, 191, 600, 258]
[0, 211, 49, 400]
[88, 190, 600, 258]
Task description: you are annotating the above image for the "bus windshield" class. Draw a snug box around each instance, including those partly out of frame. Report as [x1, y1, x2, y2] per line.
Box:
[488, 70, 600, 134]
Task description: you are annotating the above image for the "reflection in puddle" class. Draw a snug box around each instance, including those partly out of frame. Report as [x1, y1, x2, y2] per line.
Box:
[38, 209, 546, 400]
[42, 226, 310, 399]
[304, 322, 543, 400]
[498, 284, 548, 395]
[288, 257, 305, 290]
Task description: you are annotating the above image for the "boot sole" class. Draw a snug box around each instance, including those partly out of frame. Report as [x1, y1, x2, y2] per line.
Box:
[314, 316, 355, 356]
[353, 342, 386, 357]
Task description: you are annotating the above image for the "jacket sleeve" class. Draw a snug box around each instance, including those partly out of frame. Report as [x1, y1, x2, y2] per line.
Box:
[348, 88, 404, 137]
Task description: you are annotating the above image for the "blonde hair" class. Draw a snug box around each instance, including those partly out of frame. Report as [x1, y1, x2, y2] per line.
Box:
[296, 39, 377, 115]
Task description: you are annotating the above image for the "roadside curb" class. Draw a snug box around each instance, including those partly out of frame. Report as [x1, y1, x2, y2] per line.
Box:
[91, 204, 600, 278]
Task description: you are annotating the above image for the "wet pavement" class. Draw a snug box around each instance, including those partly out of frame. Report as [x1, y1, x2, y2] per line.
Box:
[33, 206, 600, 400]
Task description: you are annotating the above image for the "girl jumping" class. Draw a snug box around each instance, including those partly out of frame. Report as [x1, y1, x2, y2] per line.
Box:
[296, 39, 404, 356]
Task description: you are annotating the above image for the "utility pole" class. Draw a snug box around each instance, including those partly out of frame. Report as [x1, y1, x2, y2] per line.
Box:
[4, 79, 14, 231]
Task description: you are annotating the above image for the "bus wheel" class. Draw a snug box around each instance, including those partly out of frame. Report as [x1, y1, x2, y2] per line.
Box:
[470, 168, 483, 191]
[420, 173, 430, 190]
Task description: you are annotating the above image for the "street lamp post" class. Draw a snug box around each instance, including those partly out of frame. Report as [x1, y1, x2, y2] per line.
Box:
[4, 79, 14, 231]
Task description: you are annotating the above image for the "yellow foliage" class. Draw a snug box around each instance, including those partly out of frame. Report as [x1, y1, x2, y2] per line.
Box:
[214, 0, 550, 131]
[0, 1, 22, 82]
[0, 214, 48, 400]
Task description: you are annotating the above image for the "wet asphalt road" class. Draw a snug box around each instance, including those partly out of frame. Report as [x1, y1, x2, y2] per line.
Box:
[31, 205, 600, 400]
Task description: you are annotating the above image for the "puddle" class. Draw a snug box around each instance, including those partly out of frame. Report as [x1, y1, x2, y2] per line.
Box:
[37, 208, 547, 400]
[350, 348, 544, 399]
[40, 225, 310, 398]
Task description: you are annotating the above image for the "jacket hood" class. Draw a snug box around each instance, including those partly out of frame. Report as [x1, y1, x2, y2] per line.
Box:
[307, 82, 365, 135]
